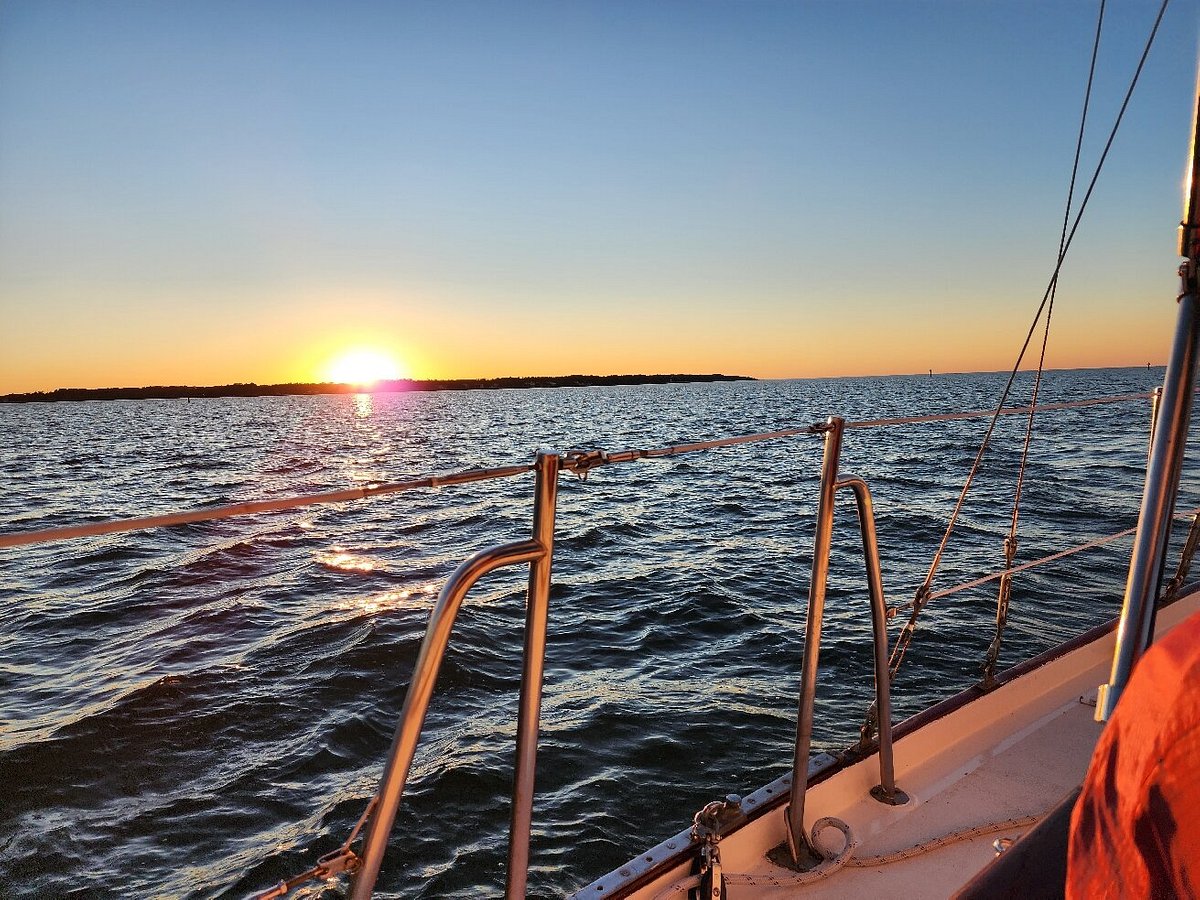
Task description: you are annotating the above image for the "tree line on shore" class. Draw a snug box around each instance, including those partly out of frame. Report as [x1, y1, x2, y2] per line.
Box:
[1, 374, 754, 403]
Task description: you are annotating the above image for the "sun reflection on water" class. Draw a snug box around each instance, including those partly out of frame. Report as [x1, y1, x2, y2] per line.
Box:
[315, 546, 384, 572]
[343, 582, 439, 615]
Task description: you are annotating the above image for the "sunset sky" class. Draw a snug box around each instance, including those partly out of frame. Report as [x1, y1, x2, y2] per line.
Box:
[1, 1, 1198, 394]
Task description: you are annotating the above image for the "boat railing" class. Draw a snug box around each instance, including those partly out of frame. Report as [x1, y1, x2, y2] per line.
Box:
[0, 387, 1175, 898]
[351, 451, 561, 900]
[785, 415, 908, 864]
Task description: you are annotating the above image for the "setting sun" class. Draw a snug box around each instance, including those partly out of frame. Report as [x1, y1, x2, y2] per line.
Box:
[324, 349, 407, 387]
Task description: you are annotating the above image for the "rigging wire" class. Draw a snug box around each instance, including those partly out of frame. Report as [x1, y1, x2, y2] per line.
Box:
[889, 0, 1171, 679]
[885, 503, 1200, 617]
[982, 0, 1108, 687]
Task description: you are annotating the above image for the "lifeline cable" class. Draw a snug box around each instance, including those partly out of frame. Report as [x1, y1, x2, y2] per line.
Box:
[0, 391, 1159, 551]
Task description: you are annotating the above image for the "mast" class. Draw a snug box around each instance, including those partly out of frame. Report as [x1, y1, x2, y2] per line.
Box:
[1098, 72, 1200, 720]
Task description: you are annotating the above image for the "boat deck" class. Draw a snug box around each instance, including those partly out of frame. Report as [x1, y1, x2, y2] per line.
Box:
[727, 693, 1098, 898]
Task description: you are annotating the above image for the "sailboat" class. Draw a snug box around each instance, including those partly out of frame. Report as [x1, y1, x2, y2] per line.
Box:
[563, 9, 1200, 900]
[344, 5, 1200, 897]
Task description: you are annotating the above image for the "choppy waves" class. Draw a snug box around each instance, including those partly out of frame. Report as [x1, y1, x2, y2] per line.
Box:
[0, 370, 1192, 898]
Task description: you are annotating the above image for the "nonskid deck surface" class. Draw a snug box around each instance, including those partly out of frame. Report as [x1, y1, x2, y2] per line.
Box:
[625, 590, 1200, 900]
[723, 697, 1098, 899]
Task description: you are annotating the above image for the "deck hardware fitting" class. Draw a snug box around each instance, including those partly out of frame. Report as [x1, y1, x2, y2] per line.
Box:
[251, 796, 377, 899]
[690, 796, 745, 900]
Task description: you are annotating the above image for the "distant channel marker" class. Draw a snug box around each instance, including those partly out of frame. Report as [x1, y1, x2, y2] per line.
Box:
[0, 374, 756, 404]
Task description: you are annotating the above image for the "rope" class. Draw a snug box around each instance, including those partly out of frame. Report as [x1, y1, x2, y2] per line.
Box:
[708, 814, 1041, 891]
[847, 814, 1041, 867]
[648, 808, 1044, 896]
[888, 0, 1169, 679]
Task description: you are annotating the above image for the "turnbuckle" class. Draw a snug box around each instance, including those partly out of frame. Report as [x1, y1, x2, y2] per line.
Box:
[252, 849, 361, 900]
[562, 449, 609, 480]
[249, 796, 377, 900]
[690, 795, 745, 900]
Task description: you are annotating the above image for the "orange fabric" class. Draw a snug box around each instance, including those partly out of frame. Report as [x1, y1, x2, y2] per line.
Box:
[1068, 610, 1200, 899]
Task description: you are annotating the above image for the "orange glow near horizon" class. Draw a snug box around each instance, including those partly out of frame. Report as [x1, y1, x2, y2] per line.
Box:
[322, 348, 408, 388]
[0, 285, 1176, 395]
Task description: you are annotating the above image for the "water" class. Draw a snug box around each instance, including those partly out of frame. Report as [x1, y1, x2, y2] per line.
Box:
[0, 368, 1191, 898]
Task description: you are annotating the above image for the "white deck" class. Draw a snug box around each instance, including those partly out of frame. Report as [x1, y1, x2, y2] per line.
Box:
[727, 694, 1097, 899]
[617, 590, 1200, 900]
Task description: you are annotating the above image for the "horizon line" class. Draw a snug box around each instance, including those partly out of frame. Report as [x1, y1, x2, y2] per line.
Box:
[0, 362, 1168, 402]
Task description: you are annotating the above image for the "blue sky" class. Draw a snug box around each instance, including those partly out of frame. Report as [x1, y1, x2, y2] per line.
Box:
[1, 1, 1197, 391]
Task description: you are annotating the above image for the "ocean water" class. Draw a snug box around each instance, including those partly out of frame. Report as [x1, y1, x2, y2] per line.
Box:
[0, 367, 1191, 898]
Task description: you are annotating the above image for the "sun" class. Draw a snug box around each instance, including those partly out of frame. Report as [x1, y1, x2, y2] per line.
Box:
[324, 348, 406, 387]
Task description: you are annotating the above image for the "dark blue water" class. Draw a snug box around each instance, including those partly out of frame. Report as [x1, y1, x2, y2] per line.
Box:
[0, 369, 1191, 898]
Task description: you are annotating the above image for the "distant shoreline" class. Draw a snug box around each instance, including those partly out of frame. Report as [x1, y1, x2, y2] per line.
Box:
[0, 373, 755, 404]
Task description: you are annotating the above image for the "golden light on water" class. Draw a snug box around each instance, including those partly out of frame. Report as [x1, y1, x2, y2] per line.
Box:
[360, 586, 416, 614]
[352, 393, 374, 418]
[324, 348, 407, 388]
[363, 589, 410, 613]
[316, 547, 383, 572]
[333, 583, 440, 616]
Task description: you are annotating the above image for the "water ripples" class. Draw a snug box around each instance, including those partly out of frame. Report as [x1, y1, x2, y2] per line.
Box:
[2, 369, 1197, 898]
